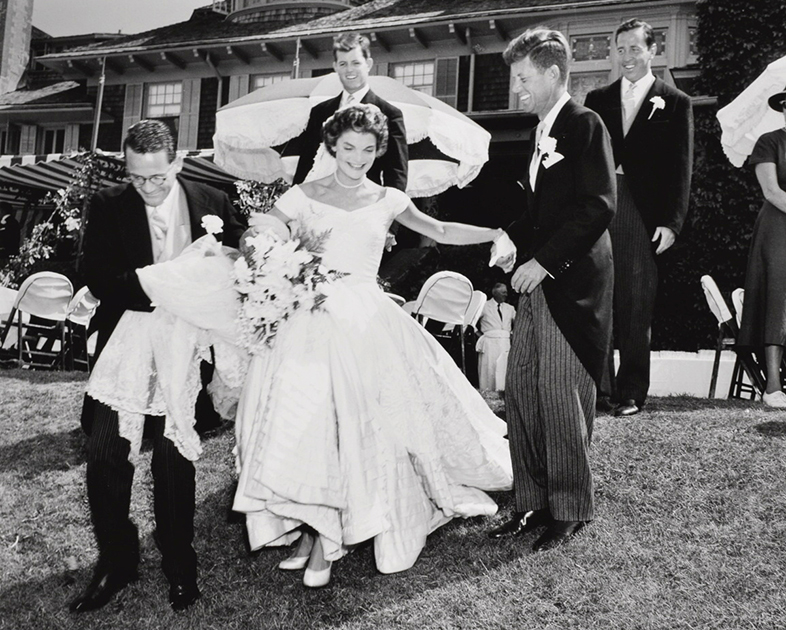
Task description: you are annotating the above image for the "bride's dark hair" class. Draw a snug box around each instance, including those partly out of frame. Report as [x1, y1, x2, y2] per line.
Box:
[322, 104, 389, 158]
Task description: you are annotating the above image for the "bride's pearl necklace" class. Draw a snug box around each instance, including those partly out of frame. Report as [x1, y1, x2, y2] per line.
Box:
[334, 171, 366, 189]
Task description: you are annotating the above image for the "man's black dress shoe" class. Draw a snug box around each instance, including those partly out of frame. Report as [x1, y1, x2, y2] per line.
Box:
[169, 581, 201, 612]
[596, 396, 617, 414]
[532, 520, 585, 552]
[488, 509, 551, 539]
[614, 399, 640, 417]
[69, 569, 138, 613]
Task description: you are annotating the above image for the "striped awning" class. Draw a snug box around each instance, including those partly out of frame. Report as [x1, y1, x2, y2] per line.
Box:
[0, 149, 238, 207]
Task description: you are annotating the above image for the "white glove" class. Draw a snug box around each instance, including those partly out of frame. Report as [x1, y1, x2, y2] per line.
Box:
[489, 231, 517, 272]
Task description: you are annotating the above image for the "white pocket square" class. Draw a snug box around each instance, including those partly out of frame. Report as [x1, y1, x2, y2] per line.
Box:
[543, 152, 564, 169]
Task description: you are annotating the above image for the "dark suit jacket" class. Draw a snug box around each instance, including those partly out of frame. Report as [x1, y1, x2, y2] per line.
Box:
[292, 89, 409, 191]
[507, 99, 616, 385]
[584, 77, 693, 236]
[82, 176, 246, 357]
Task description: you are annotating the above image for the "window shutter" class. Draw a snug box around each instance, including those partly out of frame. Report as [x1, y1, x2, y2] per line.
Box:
[373, 61, 388, 77]
[178, 79, 201, 151]
[19, 125, 36, 155]
[228, 74, 249, 103]
[122, 84, 144, 141]
[64, 124, 80, 152]
[435, 57, 458, 108]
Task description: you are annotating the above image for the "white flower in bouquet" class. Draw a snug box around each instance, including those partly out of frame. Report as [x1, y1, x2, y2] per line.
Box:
[233, 225, 345, 353]
[200, 214, 224, 235]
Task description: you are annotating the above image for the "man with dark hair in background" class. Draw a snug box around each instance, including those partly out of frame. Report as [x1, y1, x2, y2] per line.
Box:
[585, 18, 693, 417]
[293, 32, 408, 191]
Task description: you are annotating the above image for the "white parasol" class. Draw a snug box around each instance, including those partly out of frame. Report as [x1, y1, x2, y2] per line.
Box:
[213, 73, 491, 197]
[716, 55, 786, 167]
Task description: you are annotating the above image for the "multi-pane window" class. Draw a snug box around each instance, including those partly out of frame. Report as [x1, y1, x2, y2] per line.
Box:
[146, 82, 182, 117]
[391, 61, 435, 96]
[40, 128, 65, 154]
[251, 73, 291, 90]
[571, 35, 611, 62]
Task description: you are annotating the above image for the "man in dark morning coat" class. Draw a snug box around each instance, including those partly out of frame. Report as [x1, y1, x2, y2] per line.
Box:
[488, 28, 616, 552]
[584, 18, 693, 417]
[293, 32, 408, 192]
[70, 120, 245, 614]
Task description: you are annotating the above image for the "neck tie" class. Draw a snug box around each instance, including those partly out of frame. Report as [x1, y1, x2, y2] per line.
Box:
[344, 93, 355, 109]
[497, 303, 503, 321]
[528, 122, 543, 190]
[623, 82, 637, 135]
[149, 206, 168, 262]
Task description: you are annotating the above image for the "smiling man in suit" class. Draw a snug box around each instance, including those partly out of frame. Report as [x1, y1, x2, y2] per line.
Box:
[293, 32, 408, 191]
[584, 18, 693, 417]
[70, 120, 245, 614]
[488, 28, 616, 551]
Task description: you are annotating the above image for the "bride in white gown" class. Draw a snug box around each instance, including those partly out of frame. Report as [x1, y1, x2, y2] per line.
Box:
[233, 104, 514, 587]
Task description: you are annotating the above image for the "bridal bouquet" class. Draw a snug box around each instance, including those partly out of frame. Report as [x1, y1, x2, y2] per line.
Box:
[233, 227, 344, 353]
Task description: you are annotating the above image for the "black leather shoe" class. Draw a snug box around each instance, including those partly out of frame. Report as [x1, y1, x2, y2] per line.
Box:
[596, 396, 617, 414]
[69, 569, 138, 613]
[614, 399, 640, 417]
[532, 520, 586, 552]
[169, 581, 201, 612]
[488, 509, 551, 539]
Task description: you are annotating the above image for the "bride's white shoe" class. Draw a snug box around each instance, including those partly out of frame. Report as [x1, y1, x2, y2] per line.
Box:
[303, 562, 332, 588]
[278, 555, 309, 571]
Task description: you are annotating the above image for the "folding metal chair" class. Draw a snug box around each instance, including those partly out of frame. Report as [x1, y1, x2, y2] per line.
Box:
[0, 272, 74, 369]
[65, 286, 100, 371]
[411, 271, 475, 374]
[700, 275, 763, 399]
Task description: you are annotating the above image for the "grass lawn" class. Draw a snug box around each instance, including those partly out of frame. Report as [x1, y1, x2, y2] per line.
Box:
[0, 369, 785, 629]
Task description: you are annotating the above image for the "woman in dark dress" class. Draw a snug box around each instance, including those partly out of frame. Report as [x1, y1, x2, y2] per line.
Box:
[739, 90, 786, 408]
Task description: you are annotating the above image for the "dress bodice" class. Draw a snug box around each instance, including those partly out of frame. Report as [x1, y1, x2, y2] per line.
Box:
[275, 185, 409, 284]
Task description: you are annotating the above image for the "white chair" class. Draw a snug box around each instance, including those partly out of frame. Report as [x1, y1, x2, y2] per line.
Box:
[66, 286, 100, 371]
[384, 292, 406, 307]
[0, 272, 74, 369]
[464, 290, 487, 331]
[411, 271, 475, 373]
[731, 288, 744, 329]
[700, 275, 762, 399]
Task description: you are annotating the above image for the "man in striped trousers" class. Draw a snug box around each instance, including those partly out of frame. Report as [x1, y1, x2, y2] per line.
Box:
[489, 28, 616, 551]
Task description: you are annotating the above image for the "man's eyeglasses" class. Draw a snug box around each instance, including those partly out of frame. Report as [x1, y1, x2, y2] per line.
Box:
[126, 163, 175, 188]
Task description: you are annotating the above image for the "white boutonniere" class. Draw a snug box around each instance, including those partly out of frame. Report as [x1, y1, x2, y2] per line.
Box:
[201, 214, 224, 235]
[538, 135, 564, 169]
[648, 96, 665, 120]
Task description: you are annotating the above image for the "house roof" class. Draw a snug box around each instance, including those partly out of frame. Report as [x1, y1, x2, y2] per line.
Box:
[0, 81, 86, 108]
[38, 0, 689, 71]
[272, 0, 664, 35]
[41, 0, 687, 61]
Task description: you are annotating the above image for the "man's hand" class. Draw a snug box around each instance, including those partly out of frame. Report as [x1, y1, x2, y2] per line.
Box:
[652, 226, 676, 255]
[511, 258, 548, 294]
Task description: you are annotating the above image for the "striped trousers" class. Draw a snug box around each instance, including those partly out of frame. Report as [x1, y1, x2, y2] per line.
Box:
[505, 286, 595, 521]
[87, 401, 197, 584]
[603, 175, 658, 404]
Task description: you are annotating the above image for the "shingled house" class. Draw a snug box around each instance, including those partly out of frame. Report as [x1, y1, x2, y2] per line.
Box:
[33, 0, 698, 165]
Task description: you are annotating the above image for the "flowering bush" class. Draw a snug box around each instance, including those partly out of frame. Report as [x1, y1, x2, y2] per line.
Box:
[0, 152, 116, 288]
[233, 226, 344, 353]
[234, 179, 290, 217]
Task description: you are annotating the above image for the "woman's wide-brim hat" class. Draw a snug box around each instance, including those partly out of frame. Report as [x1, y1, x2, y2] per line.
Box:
[767, 90, 786, 111]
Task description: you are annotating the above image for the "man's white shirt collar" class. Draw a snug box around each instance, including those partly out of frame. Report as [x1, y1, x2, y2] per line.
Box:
[340, 85, 370, 109]
[621, 71, 656, 108]
[538, 91, 572, 140]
